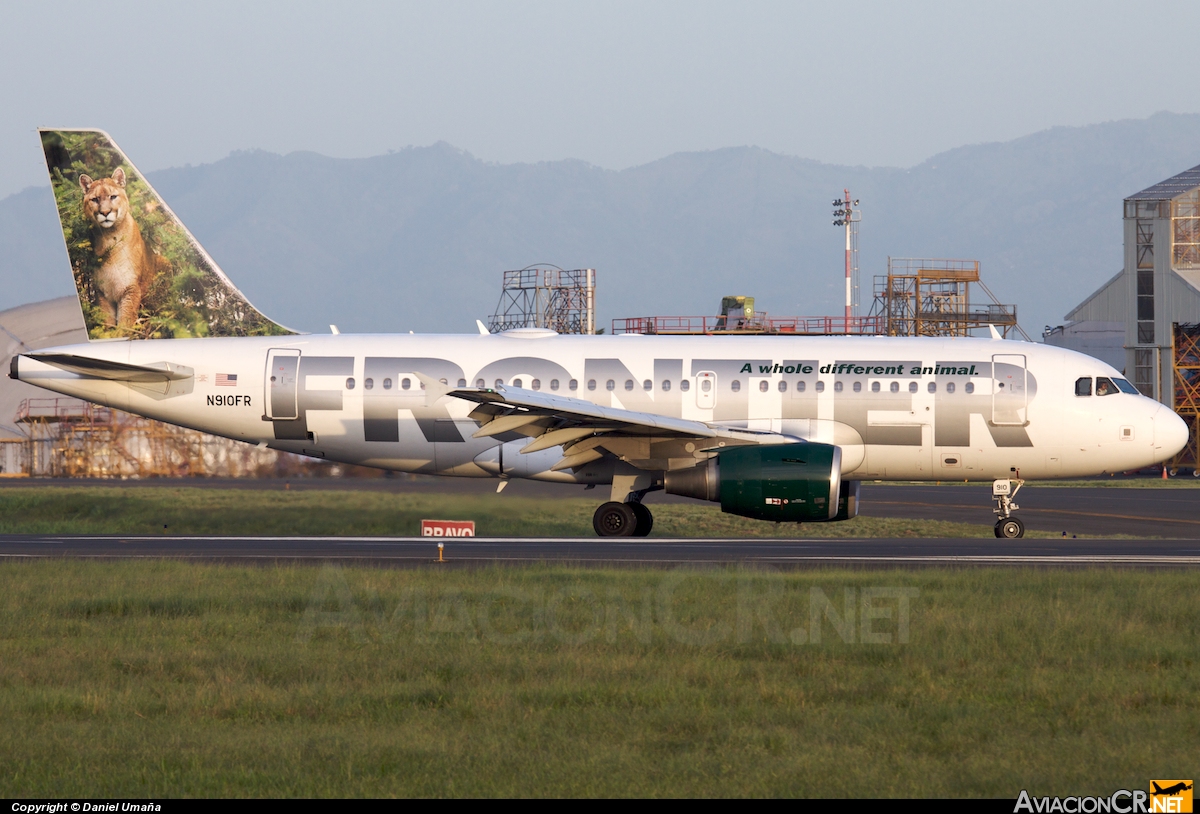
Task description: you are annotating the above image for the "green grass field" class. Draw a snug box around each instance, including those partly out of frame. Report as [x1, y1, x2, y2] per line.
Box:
[0, 485, 1073, 538]
[0, 561, 1196, 797]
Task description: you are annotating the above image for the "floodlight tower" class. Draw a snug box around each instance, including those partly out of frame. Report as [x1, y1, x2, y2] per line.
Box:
[832, 190, 861, 327]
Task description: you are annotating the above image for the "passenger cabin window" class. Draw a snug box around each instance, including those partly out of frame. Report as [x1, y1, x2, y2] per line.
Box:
[777, 380, 787, 392]
[1075, 377, 1092, 397]
[345, 378, 356, 390]
[796, 380, 806, 392]
[870, 381, 880, 393]
[890, 381, 900, 393]
[927, 382, 937, 393]
[833, 381, 843, 392]
[946, 382, 956, 394]
[569, 379, 578, 391]
[588, 380, 597, 391]
[364, 378, 374, 390]
[700, 379, 712, 393]
[815, 381, 824, 393]
[965, 382, 975, 394]
[731, 380, 741, 392]
[662, 380, 672, 392]
[550, 379, 559, 391]
[513, 379, 523, 388]
[402, 378, 412, 390]
[457, 379, 466, 388]
[476, 378, 485, 388]
[531, 379, 541, 390]
[607, 380, 616, 391]
[643, 379, 653, 391]
[680, 379, 690, 392]
[909, 382, 918, 393]
[1095, 377, 1118, 396]
[852, 381, 862, 393]
[625, 379, 634, 391]
[384, 378, 393, 390]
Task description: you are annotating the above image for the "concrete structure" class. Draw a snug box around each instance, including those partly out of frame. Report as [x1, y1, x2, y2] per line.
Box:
[1046, 163, 1200, 402]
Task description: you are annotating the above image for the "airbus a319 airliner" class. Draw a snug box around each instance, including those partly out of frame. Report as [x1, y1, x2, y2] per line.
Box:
[11, 130, 1190, 538]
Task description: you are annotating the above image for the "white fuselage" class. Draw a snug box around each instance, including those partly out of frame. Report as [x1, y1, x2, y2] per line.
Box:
[16, 331, 1187, 484]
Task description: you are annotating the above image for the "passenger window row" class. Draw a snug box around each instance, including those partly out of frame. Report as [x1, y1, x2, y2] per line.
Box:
[342, 376, 980, 395]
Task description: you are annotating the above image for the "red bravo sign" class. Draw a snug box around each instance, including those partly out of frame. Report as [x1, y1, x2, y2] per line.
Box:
[420, 519, 476, 537]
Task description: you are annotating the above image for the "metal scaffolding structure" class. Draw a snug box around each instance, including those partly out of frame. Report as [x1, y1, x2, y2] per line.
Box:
[1170, 322, 1200, 471]
[487, 265, 596, 334]
[11, 397, 326, 478]
[612, 314, 884, 335]
[869, 258, 1030, 340]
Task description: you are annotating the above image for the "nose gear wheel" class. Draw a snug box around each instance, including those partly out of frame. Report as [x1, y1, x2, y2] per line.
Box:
[995, 518, 1025, 539]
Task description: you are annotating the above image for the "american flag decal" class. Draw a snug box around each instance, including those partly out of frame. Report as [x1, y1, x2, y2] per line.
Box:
[215, 374, 238, 387]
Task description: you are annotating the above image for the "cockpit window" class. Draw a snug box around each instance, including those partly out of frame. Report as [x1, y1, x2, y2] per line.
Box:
[1075, 377, 1092, 397]
[1113, 378, 1139, 394]
[1095, 377, 1118, 396]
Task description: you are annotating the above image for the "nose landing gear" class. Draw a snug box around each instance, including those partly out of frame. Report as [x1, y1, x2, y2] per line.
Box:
[992, 478, 1025, 538]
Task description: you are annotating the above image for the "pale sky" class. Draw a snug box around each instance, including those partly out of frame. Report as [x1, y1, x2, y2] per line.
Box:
[1, 0, 1198, 198]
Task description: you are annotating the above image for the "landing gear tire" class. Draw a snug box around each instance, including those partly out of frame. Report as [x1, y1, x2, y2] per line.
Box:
[593, 501, 638, 537]
[629, 502, 653, 537]
[995, 518, 1025, 539]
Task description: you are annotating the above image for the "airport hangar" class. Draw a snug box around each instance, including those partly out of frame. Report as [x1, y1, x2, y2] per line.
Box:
[1044, 161, 1200, 471]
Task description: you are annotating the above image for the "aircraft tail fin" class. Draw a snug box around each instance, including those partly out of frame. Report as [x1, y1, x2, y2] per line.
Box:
[39, 129, 295, 340]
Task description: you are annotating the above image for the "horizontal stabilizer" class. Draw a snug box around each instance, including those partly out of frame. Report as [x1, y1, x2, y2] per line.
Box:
[24, 352, 193, 383]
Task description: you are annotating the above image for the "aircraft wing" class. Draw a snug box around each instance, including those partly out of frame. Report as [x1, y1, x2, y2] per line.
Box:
[418, 374, 797, 471]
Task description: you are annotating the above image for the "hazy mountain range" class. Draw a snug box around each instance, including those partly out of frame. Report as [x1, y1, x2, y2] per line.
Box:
[4, 111, 1200, 338]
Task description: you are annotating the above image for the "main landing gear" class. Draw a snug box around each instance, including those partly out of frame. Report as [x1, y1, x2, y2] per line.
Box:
[593, 501, 653, 537]
[592, 471, 660, 537]
[992, 478, 1025, 538]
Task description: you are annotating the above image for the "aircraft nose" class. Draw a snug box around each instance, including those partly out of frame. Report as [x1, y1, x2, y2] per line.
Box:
[1154, 404, 1190, 460]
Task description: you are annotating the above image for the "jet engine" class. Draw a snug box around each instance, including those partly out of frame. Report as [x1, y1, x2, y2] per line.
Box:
[664, 442, 860, 522]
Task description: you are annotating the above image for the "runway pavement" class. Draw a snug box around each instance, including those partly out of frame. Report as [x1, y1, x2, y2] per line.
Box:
[2, 534, 1199, 567]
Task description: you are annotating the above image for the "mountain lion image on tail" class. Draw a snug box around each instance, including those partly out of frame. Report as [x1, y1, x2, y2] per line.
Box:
[79, 167, 162, 328]
[40, 129, 294, 340]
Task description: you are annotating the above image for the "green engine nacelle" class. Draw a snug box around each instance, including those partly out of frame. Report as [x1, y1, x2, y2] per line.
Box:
[717, 442, 842, 522]
[665, 442, 857, 522]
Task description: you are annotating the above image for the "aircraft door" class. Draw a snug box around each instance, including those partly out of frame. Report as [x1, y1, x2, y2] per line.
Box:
[696, 371, 716, 409]
[265, 349, 301, 420]
[991, 353, 1028, 426]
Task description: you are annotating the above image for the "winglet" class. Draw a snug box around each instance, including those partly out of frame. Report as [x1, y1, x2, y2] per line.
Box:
[987, 324, 1003, 340]
[476, 320, 490, 336]
[412, 372, 453, 407]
